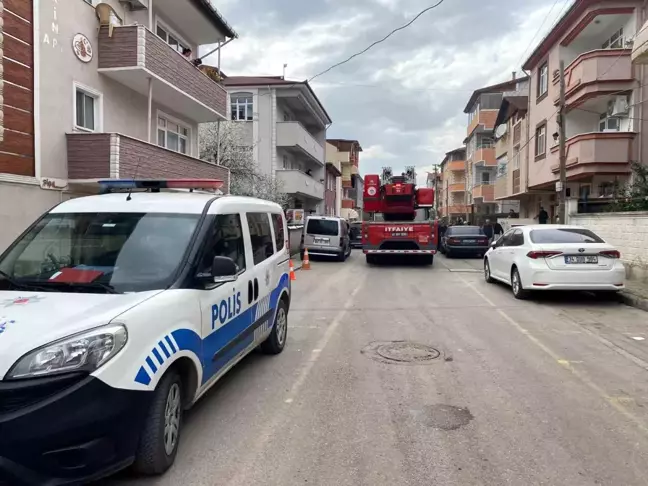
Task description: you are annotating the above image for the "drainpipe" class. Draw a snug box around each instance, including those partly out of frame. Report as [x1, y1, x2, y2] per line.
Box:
[148, 0, 153, 30]
[522, 68, 532, 217]
[638, 1, 647, 172]
[147, 78, 153, 143]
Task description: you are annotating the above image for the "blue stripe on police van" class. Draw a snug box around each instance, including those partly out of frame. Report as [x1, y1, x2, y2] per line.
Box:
[165, 335, 177, 353]
[145, 356, 158, 374]
[134, 273, 291, 386]
[152, 347, 164, 365]
[159, 340, 171, 358]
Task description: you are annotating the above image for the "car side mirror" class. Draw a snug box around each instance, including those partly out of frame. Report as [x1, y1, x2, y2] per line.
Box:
[210, 256, 238, 283]
[490, 241, 498, 249]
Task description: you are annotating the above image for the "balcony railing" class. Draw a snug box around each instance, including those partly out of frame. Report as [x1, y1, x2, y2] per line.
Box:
[67, 133, 230, 187]
[446, 204, 469, 214]
[554, 49, 633, 107]
[276, 122, 325, 164]
[448, 183, 466, 192]
[467, 110, 498, 136]
[472, 183, 495, 202]
[342, 198, 355, 209]
[275, 169, 324, 200]
[448, 160, 465, 171]
[549, 131, 636, 177]
[472, 147, 496, 167]
[98, 25, 227, 122]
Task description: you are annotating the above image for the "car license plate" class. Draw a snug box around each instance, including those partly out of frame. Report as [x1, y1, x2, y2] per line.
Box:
[314, 237, 329, 244]
[565, 255, 598, 264]
[463, 239, 476, 244]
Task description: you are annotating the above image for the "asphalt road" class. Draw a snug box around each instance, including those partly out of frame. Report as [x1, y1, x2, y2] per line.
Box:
[108, 250, 648, 486]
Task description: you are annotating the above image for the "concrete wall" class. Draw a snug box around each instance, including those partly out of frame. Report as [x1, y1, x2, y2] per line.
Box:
[570, 211, 648, 281]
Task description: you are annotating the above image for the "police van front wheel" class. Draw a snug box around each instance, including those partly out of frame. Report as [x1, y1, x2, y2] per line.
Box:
[261, 299, 288, 355]
[133, 370, 183, 475]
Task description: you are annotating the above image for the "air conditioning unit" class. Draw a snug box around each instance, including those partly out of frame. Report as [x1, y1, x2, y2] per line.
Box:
[611, 95, 629, 116]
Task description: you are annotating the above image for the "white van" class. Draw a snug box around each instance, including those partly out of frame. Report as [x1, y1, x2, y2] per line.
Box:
[300, 215, 351, 262]
[0, 180, 291, 484]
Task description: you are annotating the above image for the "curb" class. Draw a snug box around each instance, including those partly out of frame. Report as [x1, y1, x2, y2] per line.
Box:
[620, 291, 648, 312]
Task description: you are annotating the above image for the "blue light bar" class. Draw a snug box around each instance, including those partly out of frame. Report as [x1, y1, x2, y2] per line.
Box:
[98, 179, 225, 194]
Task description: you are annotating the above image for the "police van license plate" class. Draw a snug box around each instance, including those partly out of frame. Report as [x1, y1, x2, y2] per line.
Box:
[565, 255, 598, 264]
[314, 237, 330, 244]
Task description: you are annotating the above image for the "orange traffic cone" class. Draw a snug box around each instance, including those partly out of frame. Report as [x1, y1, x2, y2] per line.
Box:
[302, 248, 311, 270]
[289, 260, 297, 281]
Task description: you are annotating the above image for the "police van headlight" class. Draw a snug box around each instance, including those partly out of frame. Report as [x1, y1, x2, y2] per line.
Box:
[7, 324, 128, 380]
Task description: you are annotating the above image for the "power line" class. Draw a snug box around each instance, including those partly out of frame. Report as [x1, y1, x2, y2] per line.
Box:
[309, 0, 446, 83]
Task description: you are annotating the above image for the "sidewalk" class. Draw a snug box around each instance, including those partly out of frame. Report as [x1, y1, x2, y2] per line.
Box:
[621, 280, 648, 312]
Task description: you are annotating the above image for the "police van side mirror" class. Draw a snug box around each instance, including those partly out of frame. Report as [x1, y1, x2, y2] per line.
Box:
[211, 256, 238, 283]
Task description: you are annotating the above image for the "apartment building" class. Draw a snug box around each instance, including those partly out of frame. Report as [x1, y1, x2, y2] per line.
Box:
[493, 77, 529, 215]
[324, 142, 343, 216]
[0, 0, 235, 250]
[222, 76, 331, 214]
[439, 147, 468, 221]
[520, 0, 645, 219]
[426, 168, 443, 216]
[327, 139, 363, 220]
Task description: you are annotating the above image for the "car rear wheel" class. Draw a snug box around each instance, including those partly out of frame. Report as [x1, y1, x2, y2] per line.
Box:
[511, 267, 529, 300]
[484, 259, 495, 283]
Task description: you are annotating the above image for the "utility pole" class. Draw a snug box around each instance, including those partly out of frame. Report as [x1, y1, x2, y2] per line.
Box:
[558, 60, 567, 224]
[433, 165, 439, 218]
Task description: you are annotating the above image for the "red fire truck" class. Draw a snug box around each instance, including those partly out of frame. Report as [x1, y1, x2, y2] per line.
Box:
[361, 166, 438, 265]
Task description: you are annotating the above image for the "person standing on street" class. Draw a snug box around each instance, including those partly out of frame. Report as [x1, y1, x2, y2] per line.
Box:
[482, 219, 494, 243]
[493, 220, 504, 241]
[536, 206, 549, 224]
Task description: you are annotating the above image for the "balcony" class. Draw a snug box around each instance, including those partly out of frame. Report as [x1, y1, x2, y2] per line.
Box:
[276, 170, 324, 200]
[448, 183, 465, 193]
[472, 148, 496, 167]
[549, 132, 636, 178]
[66, 133, 229, 186]
[448, 160, 465, 171]
[326, 158, 342, 175]
[276, 122, 325, 165]
[446, 204, 469, 214]
[553, 49, 633, 107]
[468, 110, 498, 136]
[98, 26, 227, 122]
[342, 198, 355, 209]
[472, 184, 495, 202]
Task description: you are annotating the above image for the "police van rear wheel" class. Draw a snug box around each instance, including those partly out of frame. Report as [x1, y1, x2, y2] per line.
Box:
[261, 299, 288, 355]
[133, 370, 183, 475]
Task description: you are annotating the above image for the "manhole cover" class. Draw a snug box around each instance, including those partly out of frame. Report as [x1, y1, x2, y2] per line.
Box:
[362, 341, 441, 365]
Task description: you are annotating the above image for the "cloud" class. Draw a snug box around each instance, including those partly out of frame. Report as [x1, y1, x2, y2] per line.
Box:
[209, 0, 574, 185]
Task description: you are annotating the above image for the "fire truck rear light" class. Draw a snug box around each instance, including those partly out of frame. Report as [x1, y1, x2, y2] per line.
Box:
[527, 251, 563, 259]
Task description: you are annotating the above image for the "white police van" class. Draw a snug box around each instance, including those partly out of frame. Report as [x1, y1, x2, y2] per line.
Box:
[0, 179, 291, 485]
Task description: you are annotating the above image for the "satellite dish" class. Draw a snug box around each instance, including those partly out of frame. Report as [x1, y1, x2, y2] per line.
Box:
[495, 124, 508, 138]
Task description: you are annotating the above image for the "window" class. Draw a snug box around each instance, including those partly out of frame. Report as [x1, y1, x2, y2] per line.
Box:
[156, 23, 188, 55]
[231, 93, 253, 121]
[602, 28, 624, 49]
[74, 84, 102, 132]
[247, 213, 274, 265]
[529, 228, 604, 244]
[306, 218, 339, 236]
[481, 172, 491, 184]
[598, 181, 616, 197]
[497, 156, 508, 178]
[477, 136, 494, 149]
[535, 124, 546, 158]
[447, 227, 485, 236]
[0, 212, 200, 293]
[271, 214, 285, 252]
[199, 214, 246, 276]
[157, 115, 190, 154]
[282, 155, 289, 169]
[537, 62, 548, 98]
[599, 113, 620, 132]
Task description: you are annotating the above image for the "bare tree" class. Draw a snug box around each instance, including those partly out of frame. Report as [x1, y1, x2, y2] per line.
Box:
[199, 122, 288, 206]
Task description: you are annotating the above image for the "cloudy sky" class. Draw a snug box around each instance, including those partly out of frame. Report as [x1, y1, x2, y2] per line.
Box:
[205, 0, 573, 186]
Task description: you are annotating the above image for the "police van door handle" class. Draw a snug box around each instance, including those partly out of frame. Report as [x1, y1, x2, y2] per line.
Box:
[253, 278, 259, 301]
[248, 280, 253, 304]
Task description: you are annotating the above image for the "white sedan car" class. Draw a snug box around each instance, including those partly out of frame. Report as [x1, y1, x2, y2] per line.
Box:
[484, 225, 625, 299]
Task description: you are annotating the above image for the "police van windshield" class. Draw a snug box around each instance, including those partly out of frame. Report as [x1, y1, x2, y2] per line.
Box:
[0, 212, 200, 293]
[306, 219, 339, 236]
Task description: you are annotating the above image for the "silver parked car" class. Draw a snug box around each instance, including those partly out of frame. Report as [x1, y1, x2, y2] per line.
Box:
[301, 216, 352, 262]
